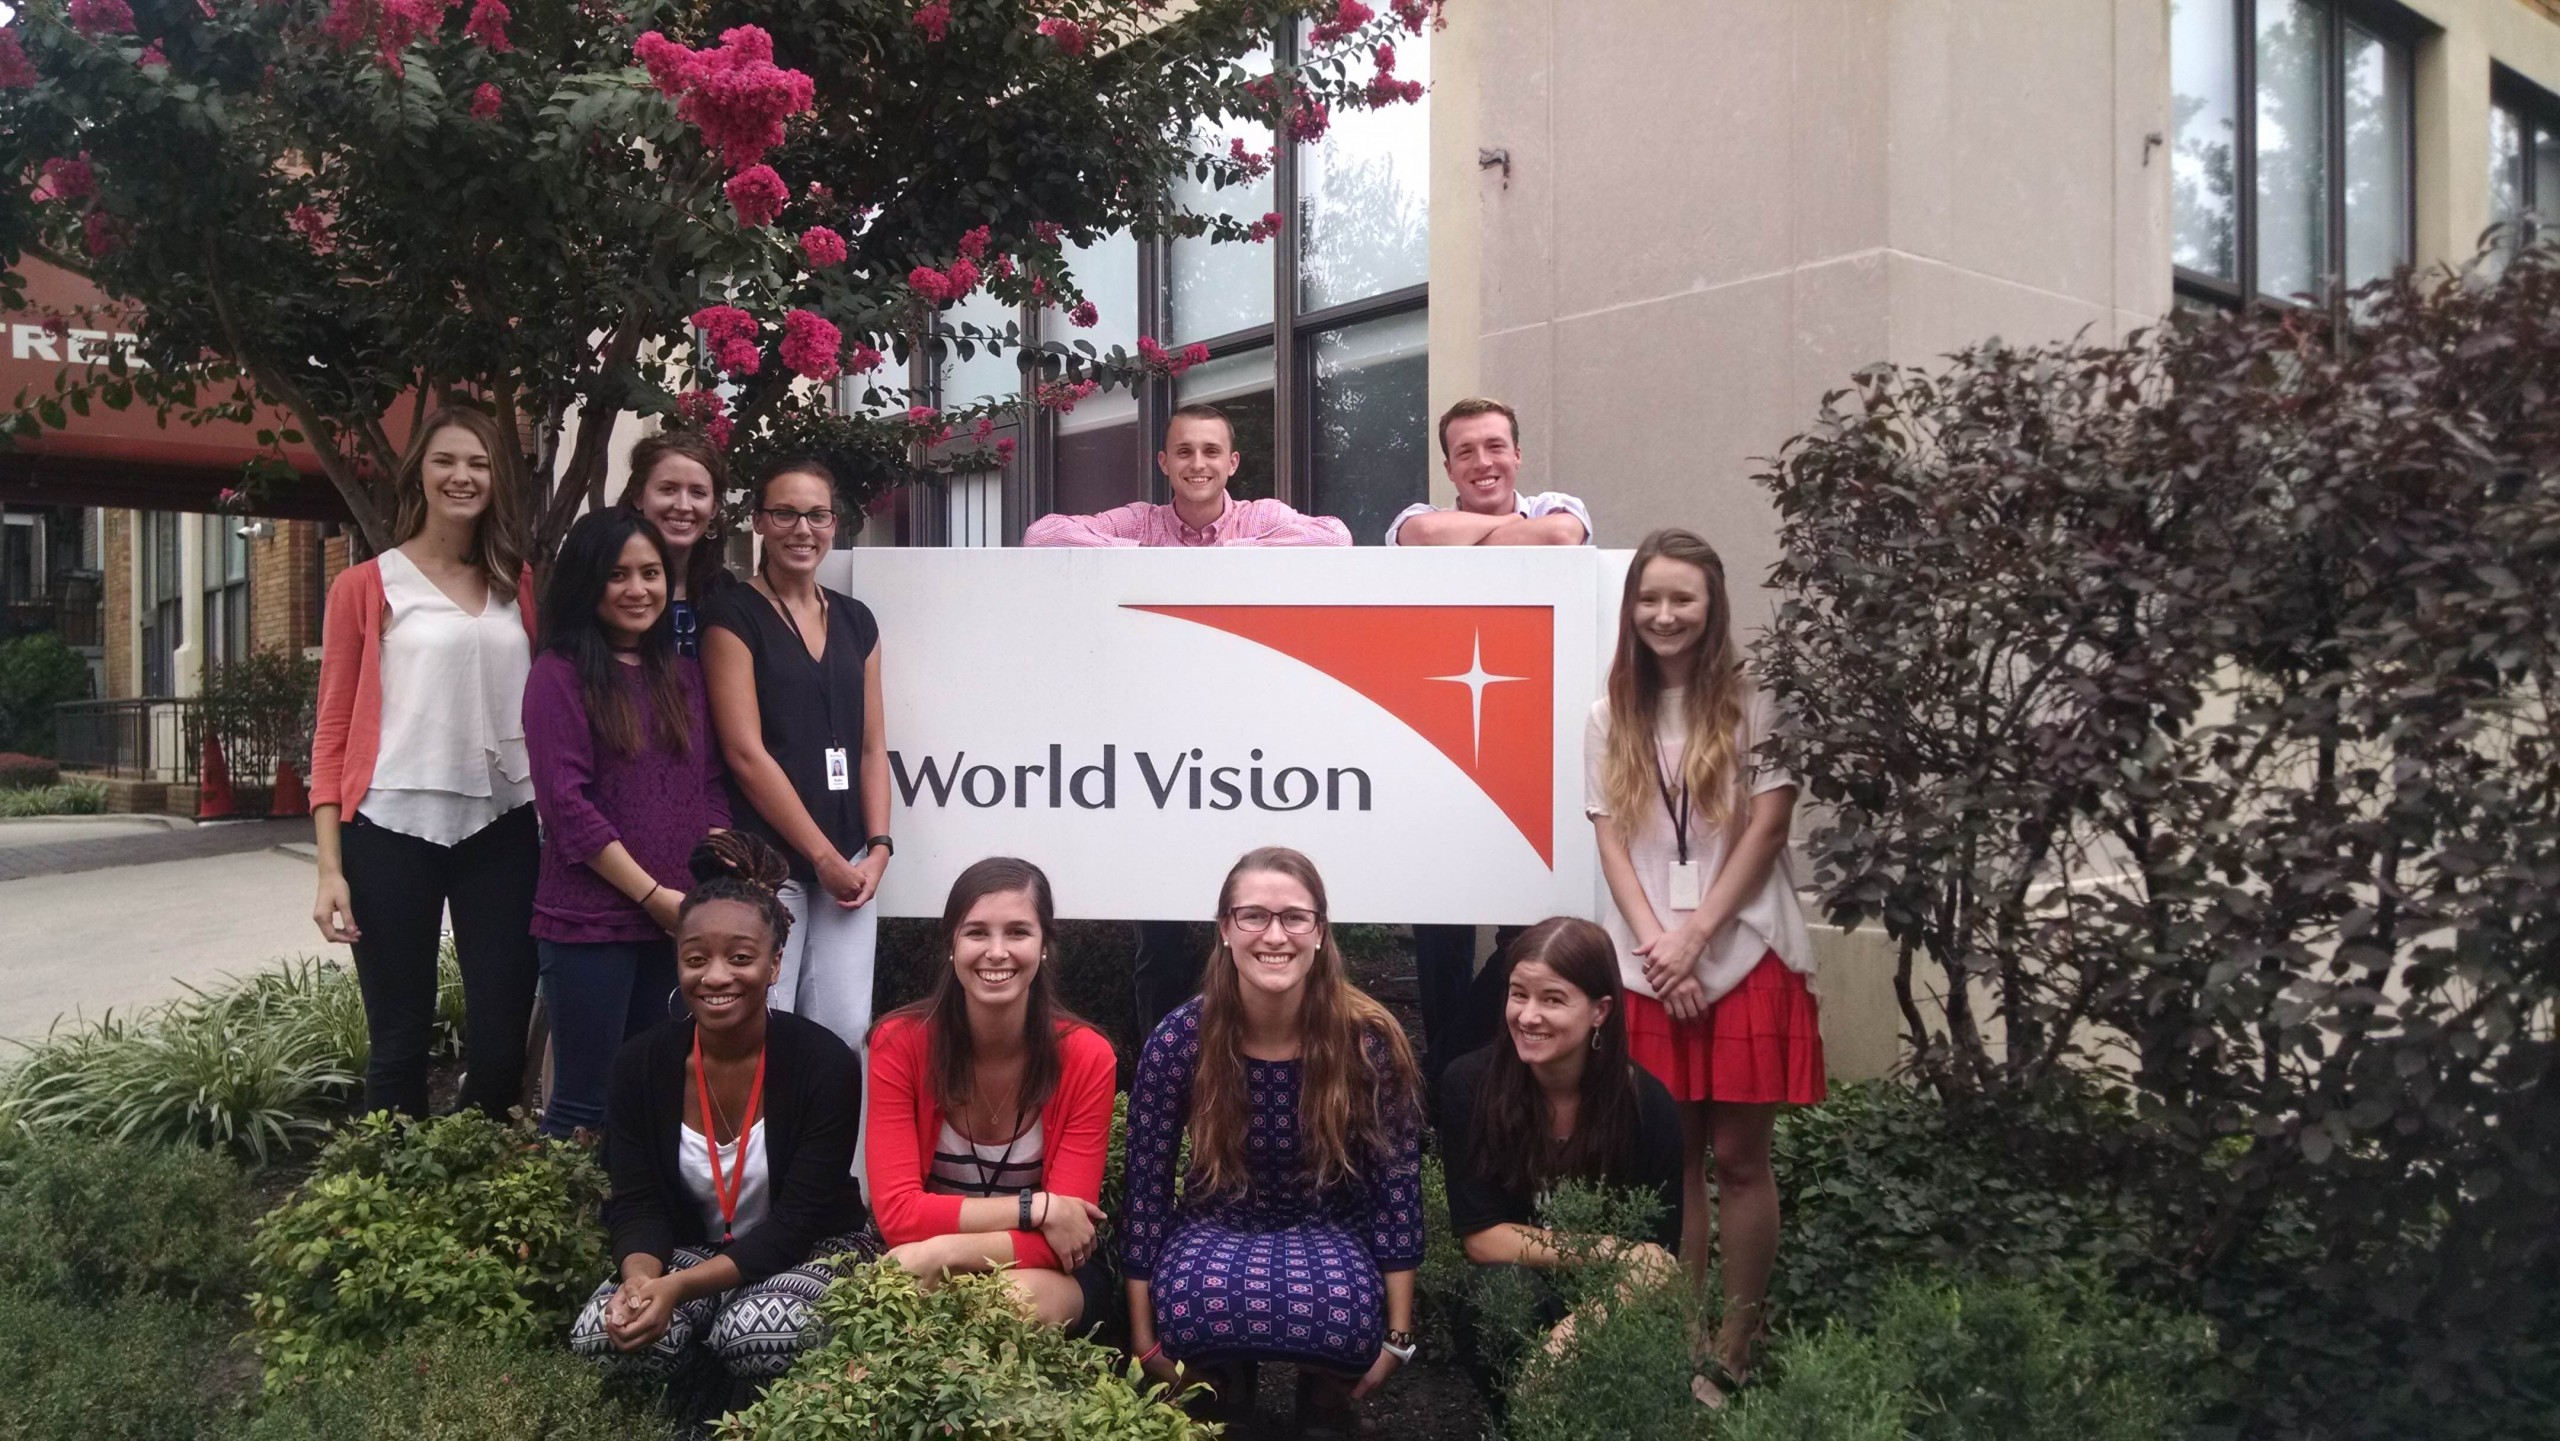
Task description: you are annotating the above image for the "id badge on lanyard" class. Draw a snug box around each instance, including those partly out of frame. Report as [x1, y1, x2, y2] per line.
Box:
[824, 747, 851, 791]
[1655, 747, 1701, 911]
[1668, 860, 1704, 911]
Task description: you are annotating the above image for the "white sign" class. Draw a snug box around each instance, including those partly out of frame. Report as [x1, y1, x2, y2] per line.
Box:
[819, 547, 1629, 925]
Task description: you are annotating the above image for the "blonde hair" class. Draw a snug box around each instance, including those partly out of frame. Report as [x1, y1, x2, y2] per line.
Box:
[391, 406, 526, 603]
[1601, 529, 1749, 835]
[1187, 847, 1420, 1198]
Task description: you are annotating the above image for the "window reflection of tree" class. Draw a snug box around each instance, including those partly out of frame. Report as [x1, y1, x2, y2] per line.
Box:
[1299, 136, 1429, 310]
[2171, 0, 2238, 279]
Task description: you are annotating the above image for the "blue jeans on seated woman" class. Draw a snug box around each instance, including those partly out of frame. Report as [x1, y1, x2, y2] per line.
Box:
[537, 937, 680, 1138]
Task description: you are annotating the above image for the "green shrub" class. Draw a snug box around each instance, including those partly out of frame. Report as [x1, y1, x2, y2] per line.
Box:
[248, 1110, 608, 1386]
[243, 1331, 672, 1441]
[0, 751, 60, 788]
[0, 780, 106, 816]
[0, 1133, 257, 1305]
[0, 1281, 246, 1441]
[0, 634, 90, 757]
[722, 1260, 1210, 1439]
[0, 980, 359, 1162]
[1489, 1183, 1698, 1441]
[1717, 1271, 2214, 1441]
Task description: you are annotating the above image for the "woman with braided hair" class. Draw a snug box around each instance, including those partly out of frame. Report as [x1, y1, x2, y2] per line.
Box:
[571, 830, 879, 1380]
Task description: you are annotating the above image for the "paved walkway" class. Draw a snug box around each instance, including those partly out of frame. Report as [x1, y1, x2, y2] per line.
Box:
[0, 816, 309, 883]
[0, 817, 346, 1044]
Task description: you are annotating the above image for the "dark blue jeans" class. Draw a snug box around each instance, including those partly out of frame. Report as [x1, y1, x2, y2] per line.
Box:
[537, 937, 679, 1138]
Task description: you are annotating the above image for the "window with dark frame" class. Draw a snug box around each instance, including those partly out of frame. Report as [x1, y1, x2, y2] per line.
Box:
[2491, 66, 2560, 257]
[886, 20, 1430, 547]
[2170, 0, 2423, 309]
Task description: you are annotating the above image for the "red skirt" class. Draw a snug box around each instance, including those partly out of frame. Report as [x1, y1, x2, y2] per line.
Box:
[1624, 953, 1826, 1105]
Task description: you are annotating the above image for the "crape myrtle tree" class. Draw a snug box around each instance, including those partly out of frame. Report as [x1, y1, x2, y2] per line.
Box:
[1756, 248, 2560, 1426]
[0, 0, 1439, 551]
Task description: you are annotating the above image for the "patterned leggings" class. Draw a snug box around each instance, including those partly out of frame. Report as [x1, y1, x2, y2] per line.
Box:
[570, 1231, 879, 1379]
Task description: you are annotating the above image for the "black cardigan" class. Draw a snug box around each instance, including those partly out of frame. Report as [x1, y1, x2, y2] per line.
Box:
[603, 1010, 868, 1286]
[1436, 1043, 1686, 1255]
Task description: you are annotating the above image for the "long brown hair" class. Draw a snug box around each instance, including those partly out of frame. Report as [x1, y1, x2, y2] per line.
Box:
[538, 508, 694, 757]
[875, 857, 1087, 1124]
[1600, 528, 1749, 833]
[1469, 917, 1644, 1200]
[1188, 847, 1421, 1197]
[617, 429, 732, 601]
[391, 406, 527, 603]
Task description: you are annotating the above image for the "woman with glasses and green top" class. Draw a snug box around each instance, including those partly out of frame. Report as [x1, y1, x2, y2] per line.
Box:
[700, 459, 891, 1052]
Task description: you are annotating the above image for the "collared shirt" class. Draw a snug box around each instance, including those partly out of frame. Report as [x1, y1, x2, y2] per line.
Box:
[1022, 493, 1353, 548]
[1383, 490, 1593, 546]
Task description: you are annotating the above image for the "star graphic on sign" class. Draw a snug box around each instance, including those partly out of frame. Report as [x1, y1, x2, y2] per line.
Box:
[1427, 630, 1528, 767]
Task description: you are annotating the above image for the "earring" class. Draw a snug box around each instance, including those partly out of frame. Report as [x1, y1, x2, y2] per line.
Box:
[1590, 1029, 1602, 1051]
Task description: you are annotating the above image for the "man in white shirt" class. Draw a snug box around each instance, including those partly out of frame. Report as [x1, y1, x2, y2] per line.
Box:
[1384, 397, 1591, 547]
[1393, 398, 1594, 1093]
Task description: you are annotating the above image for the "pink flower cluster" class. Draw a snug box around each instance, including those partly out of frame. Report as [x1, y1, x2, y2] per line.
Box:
[470, 82, 502, 119]
[994, 436, 1017, 463]
[288, 204, 337, 255]
[911, 1, 950, 42]
[1035, 377, 1098, 413]
[321, 0, 456, 73]
[67, 0, 137, 37]
[0, 31, 36, 89]
[1245, 74, 1331, 144]
[39, 156, 96, 204]
[463, 0, 511, 52]
[1031, 220, 1064, 245]
[991, 254, 1016, 280]
[673, 388, 732, 447]
[1364, 42, 1423, 106]
[905, 405, 953, 444]
[847, 343, 885, 373]
[1390, 0, 1439, 33]
[1067, 300, 1098, 328]
[1307, 0, 1374, 46]
[957, 225, 991, 260]
[1227, 137, 1271, 179]
[692, 304, 762, 375]
[1035, 17, 1086, 56]
[633, 26, 816, 171]
[1136, 336, 1210, 377]
[81, 210, 120, 258]
[779, 308, 842, 381]
[908, 255, 981, 304]
[1243, 210, 1282, 243]
[138, 40, 168, 72]
[799, 225, 847, 268]
[725, 164, 788, 227]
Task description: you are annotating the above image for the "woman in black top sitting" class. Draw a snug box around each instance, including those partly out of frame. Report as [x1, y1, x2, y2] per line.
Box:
[1438, 915, 1686, 1406]
[570, 831, 878, 1380]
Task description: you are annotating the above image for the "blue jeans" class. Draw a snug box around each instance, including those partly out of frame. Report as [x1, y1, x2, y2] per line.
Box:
[537, 937, 679, 1138]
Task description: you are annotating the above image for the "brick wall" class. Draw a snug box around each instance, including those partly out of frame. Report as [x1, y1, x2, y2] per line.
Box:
[248, 519, 325, 655]
[101, 509, 133, 697]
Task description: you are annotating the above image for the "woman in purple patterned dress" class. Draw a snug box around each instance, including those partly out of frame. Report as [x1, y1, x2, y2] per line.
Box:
[1121, 847, 1426, 1435]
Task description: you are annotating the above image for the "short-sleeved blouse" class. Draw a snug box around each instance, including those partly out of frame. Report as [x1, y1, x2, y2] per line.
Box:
[1584, 683, 1813, 1003]
[700, 583, 880, 882]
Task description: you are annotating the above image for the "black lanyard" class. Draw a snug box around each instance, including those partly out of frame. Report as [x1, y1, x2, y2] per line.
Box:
[756, 578, 841, 740]
[1652, 746, 1692, 864]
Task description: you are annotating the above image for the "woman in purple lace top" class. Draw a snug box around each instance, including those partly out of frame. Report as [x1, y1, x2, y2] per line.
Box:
[1121, 847, 1426, 1434]
[525, 509, 729, 1138]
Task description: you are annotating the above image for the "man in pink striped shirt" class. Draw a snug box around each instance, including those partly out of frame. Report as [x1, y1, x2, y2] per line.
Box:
[1021, 404, 1352, 549]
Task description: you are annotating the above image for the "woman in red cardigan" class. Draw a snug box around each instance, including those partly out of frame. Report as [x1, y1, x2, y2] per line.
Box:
[865, 857, 1118, 1329]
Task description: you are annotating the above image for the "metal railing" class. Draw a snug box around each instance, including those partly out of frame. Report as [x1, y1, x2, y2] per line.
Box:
[53, 695, 300, 802]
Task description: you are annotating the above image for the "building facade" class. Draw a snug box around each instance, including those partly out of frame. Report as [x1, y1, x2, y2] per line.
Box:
[41, 0, 2560, 711]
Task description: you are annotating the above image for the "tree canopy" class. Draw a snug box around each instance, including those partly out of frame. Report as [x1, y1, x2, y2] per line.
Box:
[0, 0, 1438, 548]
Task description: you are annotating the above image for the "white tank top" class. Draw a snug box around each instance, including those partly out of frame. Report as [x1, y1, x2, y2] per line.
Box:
[357, 547, 533, 844]
[925, 1116, 1045, 1198]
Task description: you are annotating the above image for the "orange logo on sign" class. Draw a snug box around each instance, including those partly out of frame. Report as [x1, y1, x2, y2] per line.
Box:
[1129, 605, 1555, 866]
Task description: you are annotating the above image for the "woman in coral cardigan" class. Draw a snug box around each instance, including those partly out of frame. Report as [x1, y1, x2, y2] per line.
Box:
[309, 406, 542, 1119]
[865, 857, 1118, 1329]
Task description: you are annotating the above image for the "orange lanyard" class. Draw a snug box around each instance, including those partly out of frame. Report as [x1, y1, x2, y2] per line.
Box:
[692, 1029, 766, 1243]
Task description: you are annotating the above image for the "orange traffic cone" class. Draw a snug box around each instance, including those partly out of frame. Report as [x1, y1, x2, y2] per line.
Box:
[197, 731, 237, 820]
[270, 758, 308, 817]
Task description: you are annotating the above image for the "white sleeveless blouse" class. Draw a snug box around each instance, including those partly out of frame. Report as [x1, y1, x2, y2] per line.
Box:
[356, 548, 533, 845]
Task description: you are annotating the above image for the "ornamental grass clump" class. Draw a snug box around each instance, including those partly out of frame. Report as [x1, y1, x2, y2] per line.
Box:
[721, 1259, 1211, 1439]
[247, 1110, 608, 1386]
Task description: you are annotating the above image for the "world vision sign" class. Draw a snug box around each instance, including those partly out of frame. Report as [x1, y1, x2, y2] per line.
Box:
[823, 548, 1625, 924]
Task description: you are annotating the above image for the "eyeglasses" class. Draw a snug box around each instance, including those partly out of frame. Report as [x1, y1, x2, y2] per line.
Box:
[1225, 905, 1321, 936]
[758, 506, 840, 531]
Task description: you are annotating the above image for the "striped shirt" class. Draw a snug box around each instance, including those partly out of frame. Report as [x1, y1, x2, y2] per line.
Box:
[1021, 495, 1352, 548]
[926, 1116, 1046, 1198]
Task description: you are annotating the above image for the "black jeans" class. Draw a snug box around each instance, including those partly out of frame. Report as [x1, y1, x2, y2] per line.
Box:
[1131, 919, 1211, 1043]
[1413, 924, 1525, 1092]
[339, 804, 541, 1120]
